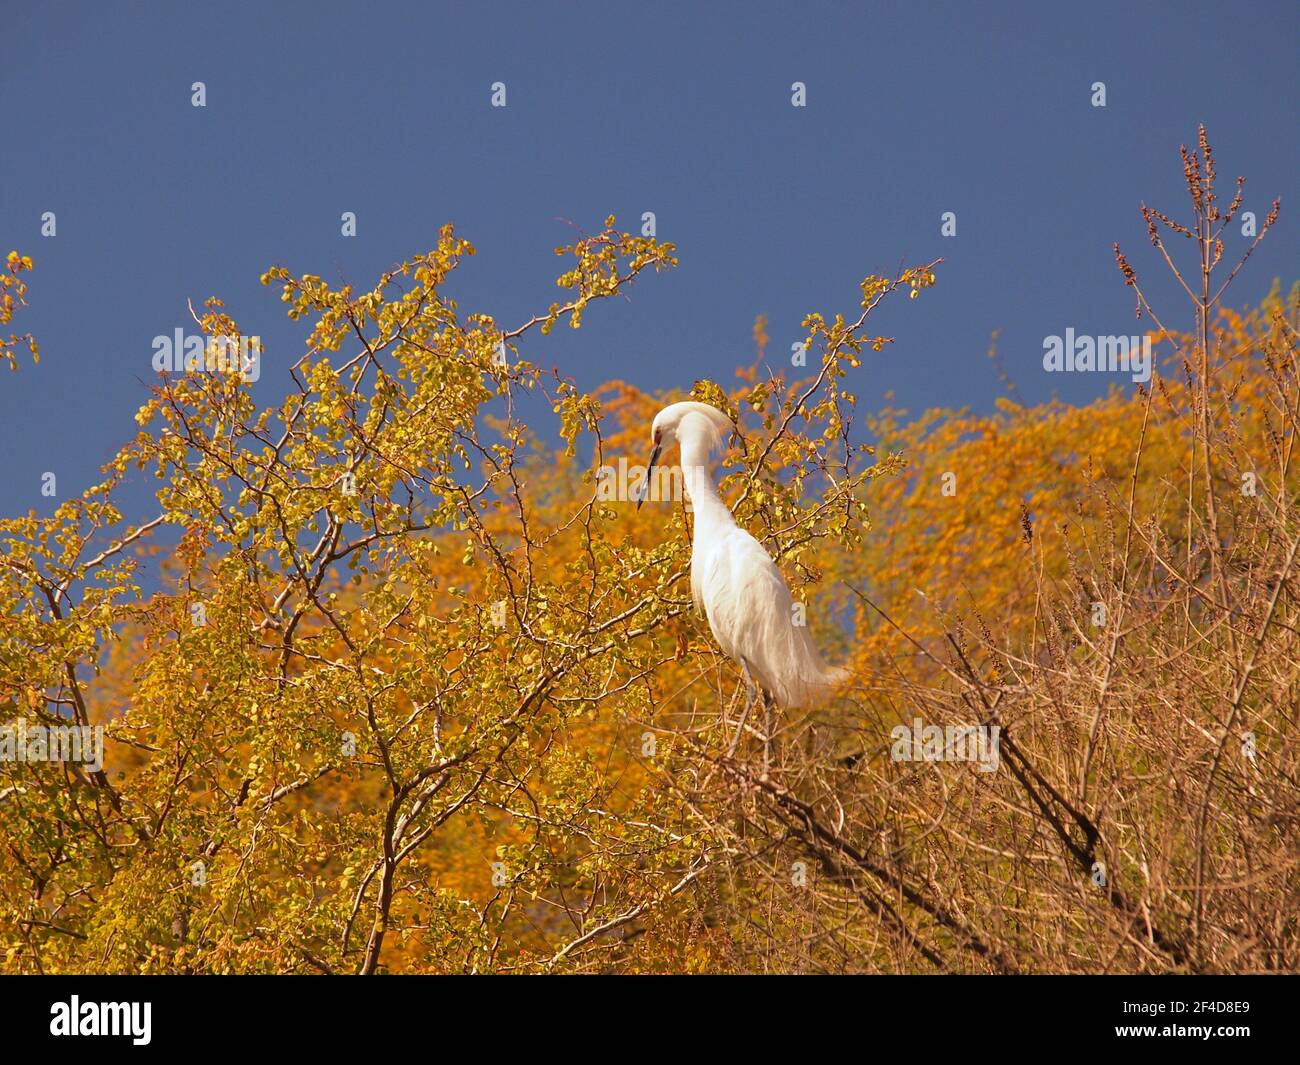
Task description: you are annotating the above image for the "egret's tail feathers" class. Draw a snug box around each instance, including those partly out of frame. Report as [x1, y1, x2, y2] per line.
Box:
[758, 631, 850, 709]
[799, 661, 852, 709]
[823, 664, 853, 690]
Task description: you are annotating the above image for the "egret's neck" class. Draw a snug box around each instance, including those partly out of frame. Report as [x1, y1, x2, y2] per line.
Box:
[679, 433, 733, 531]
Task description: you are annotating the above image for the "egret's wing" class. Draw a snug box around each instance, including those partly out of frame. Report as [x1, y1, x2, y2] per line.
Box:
[706, 526, 794, 653]
[690, 544, 708, 615]
[698, 526, 845, 708]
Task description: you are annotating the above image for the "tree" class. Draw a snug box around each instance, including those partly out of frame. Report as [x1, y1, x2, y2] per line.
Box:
[2, 131, 1294, 974]
[0, 211, 939, 972]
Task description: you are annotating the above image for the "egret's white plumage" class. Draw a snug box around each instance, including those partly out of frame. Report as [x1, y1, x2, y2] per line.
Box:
[641, 401, 847, 710]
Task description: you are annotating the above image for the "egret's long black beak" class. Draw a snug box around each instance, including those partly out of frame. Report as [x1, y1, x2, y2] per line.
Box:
[637, 442, 662, 509]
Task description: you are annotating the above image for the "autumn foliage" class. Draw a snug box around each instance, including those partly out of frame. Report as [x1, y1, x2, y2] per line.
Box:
[1, 131, 1295, 973]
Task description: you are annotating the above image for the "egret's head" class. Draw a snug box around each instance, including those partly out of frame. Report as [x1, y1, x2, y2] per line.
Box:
[638, 401, 733, 508]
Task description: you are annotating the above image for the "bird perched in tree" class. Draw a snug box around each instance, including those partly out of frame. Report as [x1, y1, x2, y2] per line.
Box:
[638, 401, 847, 761]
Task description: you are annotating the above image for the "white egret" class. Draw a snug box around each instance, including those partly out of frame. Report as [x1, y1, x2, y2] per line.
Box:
[638, 401, 847, 763]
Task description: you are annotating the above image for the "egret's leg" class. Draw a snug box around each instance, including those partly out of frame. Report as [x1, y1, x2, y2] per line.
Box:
[726, 661, 757, 758]
[761, 688, 775, 774]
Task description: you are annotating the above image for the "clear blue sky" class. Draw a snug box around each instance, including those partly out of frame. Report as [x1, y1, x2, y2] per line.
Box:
[2, 1, 1296, 529]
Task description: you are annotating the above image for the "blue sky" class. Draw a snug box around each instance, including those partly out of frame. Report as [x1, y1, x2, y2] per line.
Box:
[1, 1, 1296, 530]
